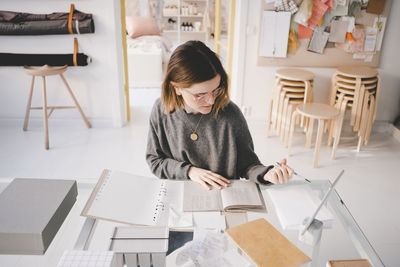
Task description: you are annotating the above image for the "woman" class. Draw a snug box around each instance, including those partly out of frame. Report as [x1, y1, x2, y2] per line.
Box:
[146, 41, 293, 190]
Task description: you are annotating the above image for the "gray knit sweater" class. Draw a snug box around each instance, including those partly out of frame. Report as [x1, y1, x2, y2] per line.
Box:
[146, 99, 272, 184]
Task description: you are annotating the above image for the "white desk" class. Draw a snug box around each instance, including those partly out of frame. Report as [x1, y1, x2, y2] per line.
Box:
[0, 180, 384, 267]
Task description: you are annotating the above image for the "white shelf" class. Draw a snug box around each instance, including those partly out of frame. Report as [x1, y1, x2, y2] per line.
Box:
[163, 0, 209, 43]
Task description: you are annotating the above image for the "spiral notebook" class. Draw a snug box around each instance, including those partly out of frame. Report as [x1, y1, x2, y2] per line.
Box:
[81, 169, 168, 226]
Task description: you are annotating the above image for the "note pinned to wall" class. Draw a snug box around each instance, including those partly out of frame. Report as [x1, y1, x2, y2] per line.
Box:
[259, 11, 291, 58]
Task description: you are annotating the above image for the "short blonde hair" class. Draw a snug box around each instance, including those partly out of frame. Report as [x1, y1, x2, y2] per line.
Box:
[162, 41, 229, 116]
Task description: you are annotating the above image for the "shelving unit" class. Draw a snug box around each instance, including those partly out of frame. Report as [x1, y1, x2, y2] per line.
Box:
[162, 0, 210, 43]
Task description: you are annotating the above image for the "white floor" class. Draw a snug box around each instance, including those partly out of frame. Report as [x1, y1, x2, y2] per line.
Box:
[0, 99, 400, 266]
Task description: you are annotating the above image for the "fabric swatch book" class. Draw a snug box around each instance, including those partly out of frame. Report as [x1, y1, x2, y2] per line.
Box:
[225, 218, 311, 267]
[81, 169, 169, 226]
[182, 180, 266, 212]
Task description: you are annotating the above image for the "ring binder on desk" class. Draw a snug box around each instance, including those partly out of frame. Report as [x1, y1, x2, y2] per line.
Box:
[153, 182, 167, 223]
[81, 169, 169, 226]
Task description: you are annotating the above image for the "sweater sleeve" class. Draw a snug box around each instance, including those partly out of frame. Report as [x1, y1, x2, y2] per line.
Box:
[232, 105, 272, 184]
[146, 101, 192, 180]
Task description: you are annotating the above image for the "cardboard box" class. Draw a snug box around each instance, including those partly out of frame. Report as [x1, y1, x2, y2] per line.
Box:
[0, 178, 77, 254]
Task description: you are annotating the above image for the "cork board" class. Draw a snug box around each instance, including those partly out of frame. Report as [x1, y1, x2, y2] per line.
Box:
[257, 0, 392, 68]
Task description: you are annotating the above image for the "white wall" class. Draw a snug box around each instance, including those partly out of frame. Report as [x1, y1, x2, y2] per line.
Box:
[0, 0, 126, 127]
[234, 0, 400, 124]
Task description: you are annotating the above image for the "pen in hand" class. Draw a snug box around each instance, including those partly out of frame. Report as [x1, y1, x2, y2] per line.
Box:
[275, 162, 311, 183]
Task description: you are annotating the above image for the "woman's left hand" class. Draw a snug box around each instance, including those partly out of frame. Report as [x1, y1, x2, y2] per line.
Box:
[263, 158, 294, 184]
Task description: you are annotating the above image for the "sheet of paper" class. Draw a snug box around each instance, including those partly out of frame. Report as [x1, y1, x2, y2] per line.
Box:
[331, 0, 349, 16]
[308, 26, 329, 54]
[294, 0, 313, 26]
[168, 206, 193, 228]
[182, 182, 222, 211]
[353, 53, 366, 59]
[373, 16, 387, 51]
[364, 54, 374, 62]
[259, 11, 291, 58]
[266, 184, 334, 230]
[175, 229, 229, 266]
[298, 24, 313, 39]
[329, 20, 348, 43]
[364, 26, 378, 52]
[220, 181, 262, 209]
[340, 16, 355, 32]
[193, 212, 226, 230]
[308, 0, 329, 28]
[348, 25, 365, 53]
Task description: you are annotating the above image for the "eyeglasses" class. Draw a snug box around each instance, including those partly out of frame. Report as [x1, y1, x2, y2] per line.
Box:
[184, 86, 223, 102]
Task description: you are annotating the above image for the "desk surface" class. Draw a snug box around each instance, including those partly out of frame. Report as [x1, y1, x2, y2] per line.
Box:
[0, 180, 384, 267]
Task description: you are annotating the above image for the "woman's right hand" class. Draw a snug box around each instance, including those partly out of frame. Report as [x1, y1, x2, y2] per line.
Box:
[188, 166, 230, 190]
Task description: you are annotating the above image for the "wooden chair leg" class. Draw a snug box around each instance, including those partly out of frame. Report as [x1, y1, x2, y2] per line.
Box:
[23, 75, 35, 131]
[287, 111, 299, 156]
[331, 99, 348, 160]
[41, 76, 50, 150]
[283, 103, 295, 147]
[354, 84, 366, 131]
[279, 97, 289, 139]
[60, 74, 91, 128]
[266, 98, 273, 137]
[357, 93, 369, 152]
[275, 91, 286, 134]
[306, 118, 314, 149]
[365, 95, 376, 145]
[313, 119, 325, 168]
[350, 78, 361, 127]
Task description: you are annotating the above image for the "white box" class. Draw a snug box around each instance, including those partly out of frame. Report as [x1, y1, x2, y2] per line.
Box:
[127, 47, 163, 87]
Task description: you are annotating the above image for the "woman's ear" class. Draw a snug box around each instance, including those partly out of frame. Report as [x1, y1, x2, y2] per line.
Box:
[174, 86, 183, 96]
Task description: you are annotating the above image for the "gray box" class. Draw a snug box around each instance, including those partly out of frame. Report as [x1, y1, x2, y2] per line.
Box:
[0, 178, 77, 254]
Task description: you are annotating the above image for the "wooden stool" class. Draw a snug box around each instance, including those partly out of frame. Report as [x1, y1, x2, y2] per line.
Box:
[288, 103, 339, 168]
[23, 65, 91, 149]
[266, 68, 314, 139]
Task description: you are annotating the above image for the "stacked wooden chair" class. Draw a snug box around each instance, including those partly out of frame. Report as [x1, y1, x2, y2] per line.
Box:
[327, 66, 380, 157]
[266, 68, 315, 147]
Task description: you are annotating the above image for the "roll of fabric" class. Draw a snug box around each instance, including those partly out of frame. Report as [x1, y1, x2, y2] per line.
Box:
[0, 53, 91, 66]
[0, 10, 95, 35]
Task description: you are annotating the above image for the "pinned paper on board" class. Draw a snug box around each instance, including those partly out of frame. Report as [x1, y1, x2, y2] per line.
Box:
[293, 0, 313, 26]
[331, 0, 349, 16]
[259, 11, 291, 58]
[308, 26, 329, 54]
[328, 20, 349, 43]
[340, 16, 355, 32]
[373, 16, 387, 51]
[307, 0, 329, 28]
[347, 25, 365, 53]
[364, 26, 378, 52]
[298, 24, 313, 39]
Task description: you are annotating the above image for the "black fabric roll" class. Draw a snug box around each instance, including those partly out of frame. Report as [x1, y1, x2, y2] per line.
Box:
[0, 10, 95, 35]
[0, 53, 91, 66]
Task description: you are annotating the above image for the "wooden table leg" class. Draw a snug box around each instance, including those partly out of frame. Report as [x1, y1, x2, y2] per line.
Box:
[23, 75, 35, 131]
[331, 99, 348, 160]
[306, 118, 314, 149]
[287, 111, 299, 156]
[313, 119, 325, 168]
[41, 76, 49, 150]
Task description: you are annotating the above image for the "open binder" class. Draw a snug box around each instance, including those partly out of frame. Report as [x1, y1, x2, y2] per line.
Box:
[81, 169, 168, 226]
